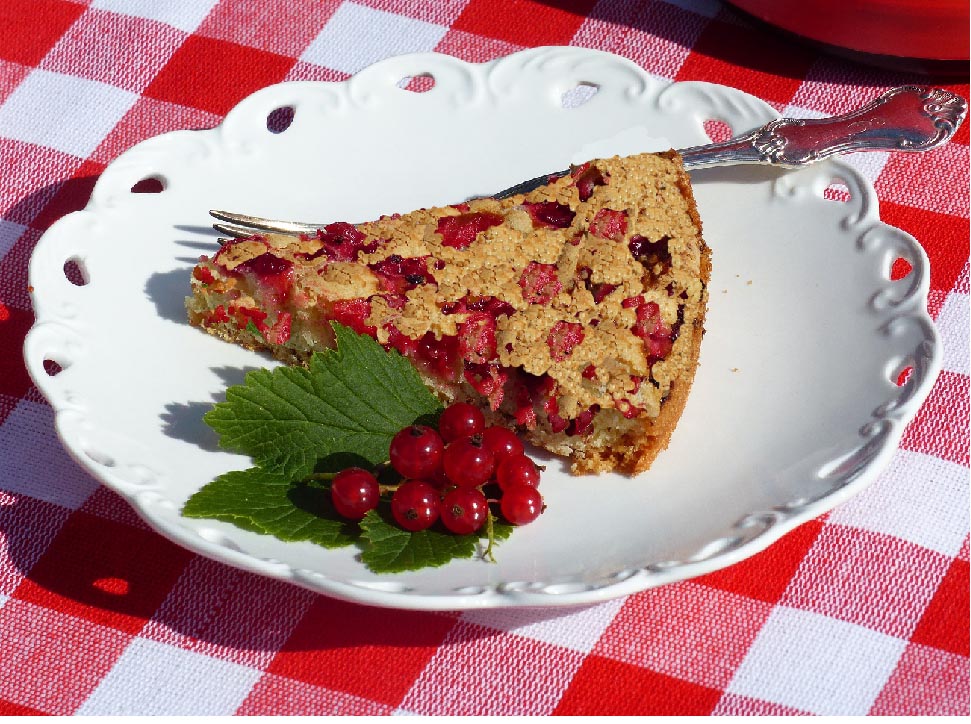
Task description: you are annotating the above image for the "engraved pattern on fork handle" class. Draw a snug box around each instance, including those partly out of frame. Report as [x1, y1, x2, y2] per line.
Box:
[679, 86, 968, 170]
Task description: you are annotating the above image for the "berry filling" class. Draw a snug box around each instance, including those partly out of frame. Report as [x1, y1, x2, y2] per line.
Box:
[458, 311, 498, 364]
[589, 208, 628, 241]
[193, 265, 216, 285]
[570, 162, 607, 201]
[309, 222, 378, 263]
[331, 298, 377, 336]
[546, 320, 584, 362]
[235, 252, 295, 304]
[416, 332, 461, 381]
[436, 211, 504, 249]
[523, 201, 576, 229]
[212, 234, 268, 268]
[519, 262, 562, 305]
[463, 363, 508, 410]
[629, 234, 671, 275]
[368, 254, 434, 294]
[630, 299, 675, 362]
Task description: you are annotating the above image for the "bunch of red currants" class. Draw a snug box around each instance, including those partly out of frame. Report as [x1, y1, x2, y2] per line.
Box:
[330, 402, 544, 534]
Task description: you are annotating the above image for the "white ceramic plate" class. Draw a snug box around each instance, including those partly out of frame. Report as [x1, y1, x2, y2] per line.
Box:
[25, 48, 939, 610]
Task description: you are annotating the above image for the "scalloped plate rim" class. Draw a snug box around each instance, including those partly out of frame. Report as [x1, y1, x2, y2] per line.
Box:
[23, 47, 941, 610]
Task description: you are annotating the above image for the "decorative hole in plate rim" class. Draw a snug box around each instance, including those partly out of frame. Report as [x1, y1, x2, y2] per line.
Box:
[24, 47, 940, 610]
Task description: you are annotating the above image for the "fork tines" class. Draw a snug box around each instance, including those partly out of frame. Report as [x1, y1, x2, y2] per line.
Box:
[209, 209, 322, 237]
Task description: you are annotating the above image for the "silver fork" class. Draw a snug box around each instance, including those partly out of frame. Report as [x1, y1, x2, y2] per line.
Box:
[211, 85, 966, 239]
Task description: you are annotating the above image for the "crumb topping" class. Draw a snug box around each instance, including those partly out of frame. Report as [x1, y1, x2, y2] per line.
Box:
[187, 151, 709, 466]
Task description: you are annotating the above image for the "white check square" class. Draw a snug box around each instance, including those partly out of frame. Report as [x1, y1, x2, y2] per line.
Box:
[827, 448, 969, 557]
[0, 401, 100, 509]
[77, 638, 262, 715]
[461, 598, 626, 653]
[300, 1, 448, 75]
[937, 292, 969, 375]
[0, 70, 137, 158]
[727, 606, 906, 715]
[91, 0, 220, 33]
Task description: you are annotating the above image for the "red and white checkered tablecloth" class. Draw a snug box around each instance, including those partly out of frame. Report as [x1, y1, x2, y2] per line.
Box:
[0, 0, 967, 716]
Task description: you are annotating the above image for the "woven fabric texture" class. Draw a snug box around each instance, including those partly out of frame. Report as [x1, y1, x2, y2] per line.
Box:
[0, 0, 967, 716]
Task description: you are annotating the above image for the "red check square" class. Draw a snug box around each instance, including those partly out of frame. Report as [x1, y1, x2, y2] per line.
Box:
[780, 525, 951, 638]
[675, 18, 815, 108]
[910, 558, 970, 657]
[90, 96, 221, 165]
[0, 699, 47, 716]
[593, 582, 772, 690]
[552, 654, 722, 715]
[453, 0, 596, 48]
[0, 598, 131, 715]
[433, 29, 522, 64]
[13, 511, 194, 634]
[0, 140, 83, 223]
[141, 557, 315, 669]
[0, 0, 85, 66]
[357, 0, 470, 25]
[144, 35, 295, 117]
[0, 493, 71, 596]
[572, 1, 706, 80]
[267, 596, 455, 706]
[78, 486, 151, 529]
[0, 226, 41, 310]
[695, 519, 823, 603]
[0, 305, 35, 399]
[876, 143, 969, 219]
[195, 0, 341, 58]
[29, 159, 104, 232]
[899, 370, 970, 467]
[237, 673, 393, 716]
[880, 201, 971, 292]
[400, 621, 584, 715]
[0, 59, 31, 105]
[713, 693, 812, 716]
[870, 642, 971, 715]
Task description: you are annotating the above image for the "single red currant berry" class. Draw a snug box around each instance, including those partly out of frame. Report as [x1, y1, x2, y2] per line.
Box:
[442, 435, 496, 487]
[438, 401, 485, 442]
[481, 425, 524, 462]
[330, 467, 380, 520]
[389, 425, 444, 479]
[495, 454, 541, 491]
[500, 485, 544, 525]
[440, 486, 488, 535]
[390, 480, 440, 531]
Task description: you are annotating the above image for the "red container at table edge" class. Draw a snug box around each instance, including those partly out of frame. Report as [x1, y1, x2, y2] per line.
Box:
[727, 0, 969, 61]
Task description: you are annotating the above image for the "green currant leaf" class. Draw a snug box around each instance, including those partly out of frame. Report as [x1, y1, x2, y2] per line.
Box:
[182, 467, 360, 548]
[359, 507, 515, 573]
[203, 323, 443, 479]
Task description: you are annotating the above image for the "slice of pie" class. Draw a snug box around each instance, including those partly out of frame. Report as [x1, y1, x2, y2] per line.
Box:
[186, 151, 710, 475]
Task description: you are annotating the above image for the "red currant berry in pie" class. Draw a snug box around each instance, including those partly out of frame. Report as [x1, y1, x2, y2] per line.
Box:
[438, 402, 485, 442]
[495, 454, 541, 491]
[390, 480, 440, 531]
[389, 425, 444, 479]
[481, 425, 524, 463]
[440, 486, 488, 535]
[500, 485, 544, 525]
[442, 435, 496, 487]
[330, 467, 380, 520]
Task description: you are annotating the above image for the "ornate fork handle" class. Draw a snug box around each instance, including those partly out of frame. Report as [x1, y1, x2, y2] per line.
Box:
[679, 85, 966, 170]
